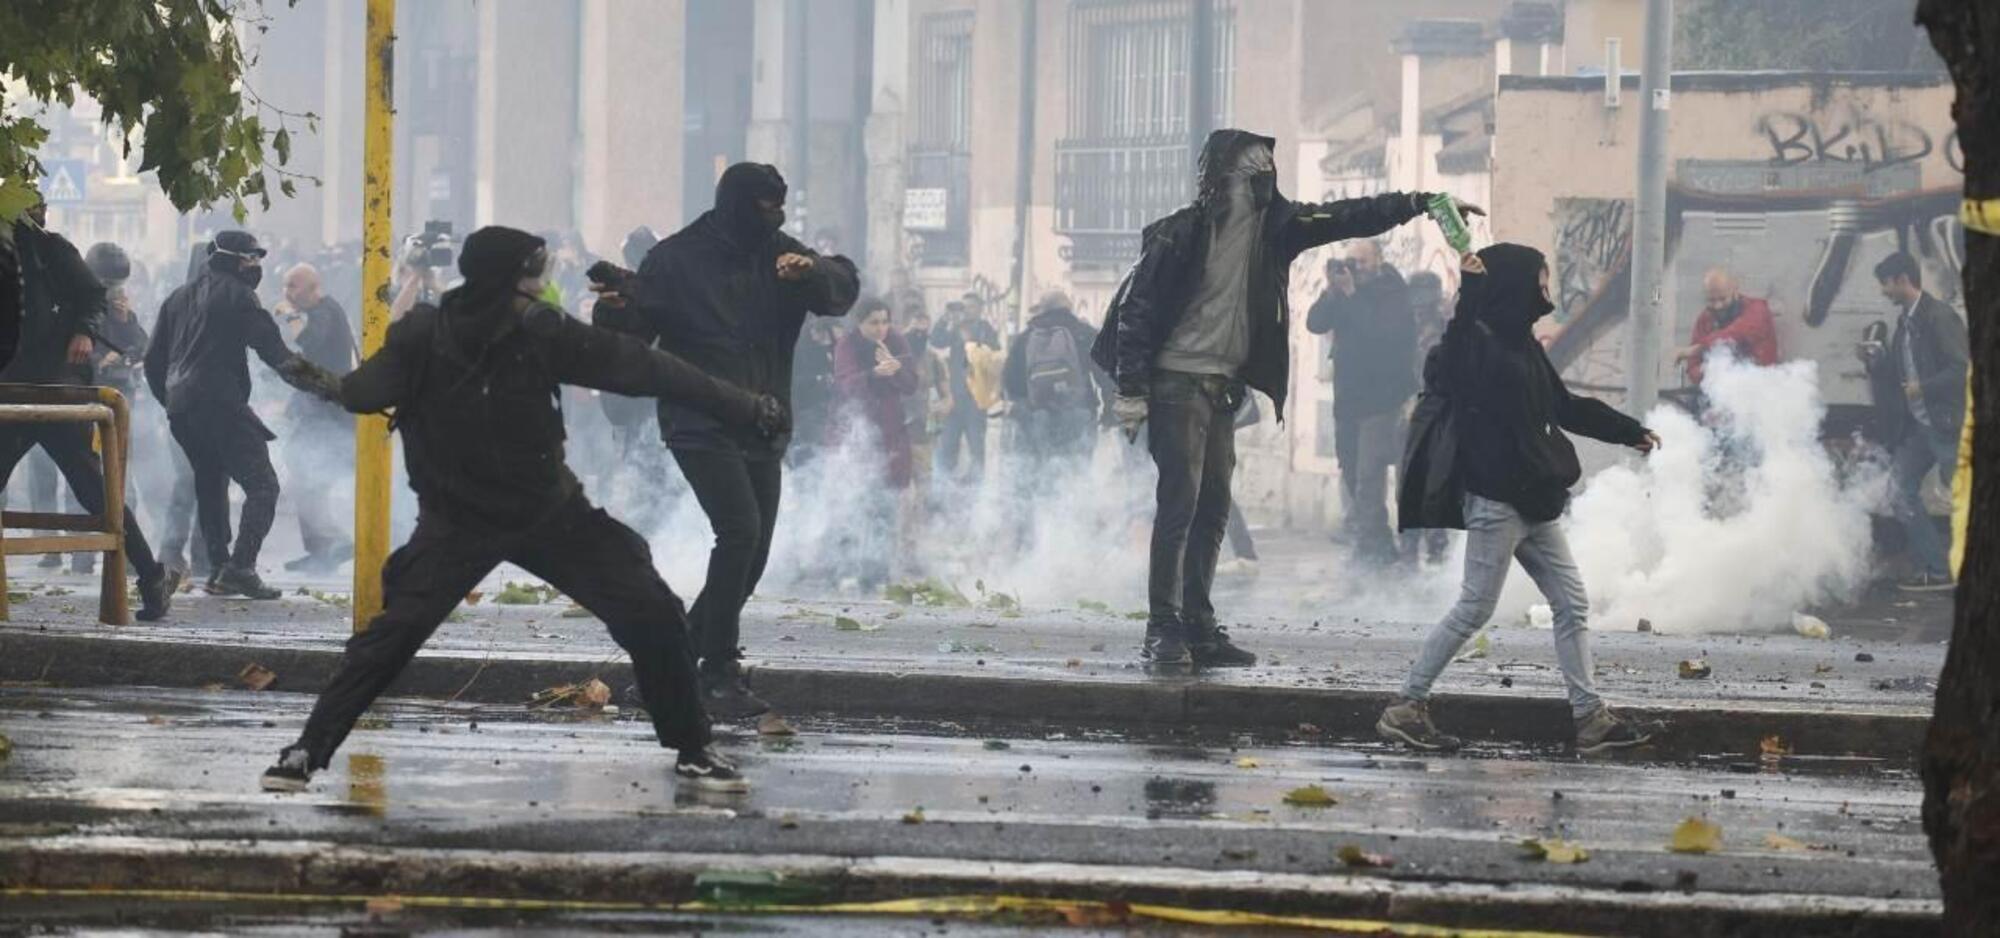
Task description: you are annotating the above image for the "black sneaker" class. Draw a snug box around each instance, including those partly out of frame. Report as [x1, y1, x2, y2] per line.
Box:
[1141, 621, 1192, 669]
[675, 747, 751, 793]
[1376, 699, 1464, 751]
[259, 746, 313, 792]
[1187, 622, 1257, 668]
[1575, 707, 1654, 754]
[212, 565, 281, 601]
[135, 568, 183, 623]
[700, 666, 771, 719]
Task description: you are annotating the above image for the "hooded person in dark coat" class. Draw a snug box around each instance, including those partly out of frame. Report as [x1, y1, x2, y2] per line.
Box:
[1091, 128, 1475, 670]
[1, 203, 177, 620]
[260, 225, 786, 796]
[1003, 292, 1104, 465]
[1382, 243, 1659, 756]
[599, 163, 859, 718]
[145, 230, 341, 600]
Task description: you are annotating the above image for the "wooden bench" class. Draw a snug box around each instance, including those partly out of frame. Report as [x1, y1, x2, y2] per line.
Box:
[0, 384, 132, 625]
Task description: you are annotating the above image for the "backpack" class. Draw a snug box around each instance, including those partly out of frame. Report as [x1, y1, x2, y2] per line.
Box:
[1024, 323, 1088, 410]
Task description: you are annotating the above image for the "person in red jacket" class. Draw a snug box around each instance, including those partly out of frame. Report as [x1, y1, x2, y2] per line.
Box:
[1675, 268, 1778, 385]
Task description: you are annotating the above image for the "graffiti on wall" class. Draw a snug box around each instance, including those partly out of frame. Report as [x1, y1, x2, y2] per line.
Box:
[1756, 109, 1963, 174]
[1552, 198, 1633, 327]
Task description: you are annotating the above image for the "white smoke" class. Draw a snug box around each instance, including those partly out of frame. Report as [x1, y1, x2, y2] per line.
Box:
[1517, 352, 1882, 634]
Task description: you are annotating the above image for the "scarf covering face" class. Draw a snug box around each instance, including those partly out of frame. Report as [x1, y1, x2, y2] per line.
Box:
[1467, 243, 1554, 341]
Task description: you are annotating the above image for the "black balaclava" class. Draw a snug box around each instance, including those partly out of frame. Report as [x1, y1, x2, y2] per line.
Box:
[1467, 243, 1554, 341]
[208, 230, 267, 289]
[457, 226, 547, 293]
[1196, 129, 1279, 211]
[713, 163, 788, 247]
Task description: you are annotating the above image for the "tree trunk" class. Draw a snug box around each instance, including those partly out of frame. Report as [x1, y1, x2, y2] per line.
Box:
[1918, 2, 2000, 934]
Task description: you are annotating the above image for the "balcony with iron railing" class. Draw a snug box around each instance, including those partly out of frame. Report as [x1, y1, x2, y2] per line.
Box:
[1053, 136, 1196, 272]
[904, 148, 971, 268]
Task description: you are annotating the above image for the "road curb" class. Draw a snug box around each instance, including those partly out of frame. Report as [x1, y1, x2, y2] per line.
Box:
[0, 631, 1927, 762]
[0, 837, 1940, 938]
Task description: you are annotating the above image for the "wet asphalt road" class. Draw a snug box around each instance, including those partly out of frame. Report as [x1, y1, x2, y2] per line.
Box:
[0, 686, 1934, 909]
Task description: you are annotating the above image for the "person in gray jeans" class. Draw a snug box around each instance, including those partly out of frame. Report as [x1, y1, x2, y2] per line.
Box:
[1382, 243, 1660, 755]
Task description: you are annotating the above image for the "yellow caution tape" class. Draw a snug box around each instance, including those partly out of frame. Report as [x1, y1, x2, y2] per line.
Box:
[1952, 367, 1972, 576]
[2, 886, 1600, 937]
[1961, 198, 2000, 236]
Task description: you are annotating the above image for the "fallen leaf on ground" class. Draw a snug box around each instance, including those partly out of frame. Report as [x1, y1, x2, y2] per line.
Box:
[0, 732, 10, 759]
[1813, 663, 1835, 675]
[238, 663, 277, 691]
[757, 713, 796, 736]
[1064, 658, 1082, 668]
[1455, 631, 1490, 661]
[1677, 658, 1712, 679]
[1670, 817, 1724, 854]
[835, 616, 863, 631]
[1763, 833, 1811, 851]
[494, 582, 547, 605]
[1521, 838, 1590, 864]
[560, 605, 594, 619]
[200, 682, 226, 692]
[1337, 844, 1394, 868]
[901, 807, 925, 824]
[1760, 734, 1792, 757]
[464, 591, 484, 606]
[1078, 599, 1113, 615]
[576, 678, 612, 709]
[1282, 785, 1337, 807]
[1234, 756, 1260, 769]
[144, 714, 167, 725]
[982, 739, 1011, 750]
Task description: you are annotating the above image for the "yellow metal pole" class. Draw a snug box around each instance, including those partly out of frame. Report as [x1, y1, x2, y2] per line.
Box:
[354, 0, 396, 632]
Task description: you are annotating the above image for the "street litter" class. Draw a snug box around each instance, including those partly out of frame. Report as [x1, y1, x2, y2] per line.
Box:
[238, 663, 277, 691]
[1677, 658, 1712, 679]
[1670, 817, 1724, 854]
[1521, 838, 1589, 864]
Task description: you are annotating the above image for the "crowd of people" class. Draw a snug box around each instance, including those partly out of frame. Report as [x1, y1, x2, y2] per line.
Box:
[0, 124, 1966, 794]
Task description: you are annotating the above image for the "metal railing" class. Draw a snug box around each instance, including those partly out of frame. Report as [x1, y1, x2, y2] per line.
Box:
[0, 384, 132, 624]
[1053, 136, 1194, 270]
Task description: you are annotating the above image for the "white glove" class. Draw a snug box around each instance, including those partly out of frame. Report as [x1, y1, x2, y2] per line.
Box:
[1112, 395, 1149, 442]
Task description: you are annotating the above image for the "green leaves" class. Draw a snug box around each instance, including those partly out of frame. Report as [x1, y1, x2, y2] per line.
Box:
[0, 0, 310, 223]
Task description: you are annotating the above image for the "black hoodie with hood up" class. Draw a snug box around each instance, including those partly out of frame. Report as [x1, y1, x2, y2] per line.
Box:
[1406, 243, 1647, 526]
[629, 163, 860, 458]
[1090, 129, 1432, 420]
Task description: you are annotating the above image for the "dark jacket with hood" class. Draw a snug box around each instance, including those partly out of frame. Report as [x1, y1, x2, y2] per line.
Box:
[1867, 290, 1967, 444]
[145, 253, 318, 435]
[597, 226, 664, 435]
[627, 163, 860, 458]
[1306, 262, 1418, 418]
[1090, 129, 1430, 420]
[340, 226, 768, 536]
[5, 221, 102, 384]
[1399, 244, 1648, 528]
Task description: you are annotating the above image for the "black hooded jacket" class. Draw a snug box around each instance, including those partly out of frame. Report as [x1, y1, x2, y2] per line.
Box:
[145, 258, 310, 434]
[628, 163, 860, 457]
[1003, 305, 1105, 409]
[5, 222, 102, 384]
[342, 286, 764, 536]
[1418, 244, 1647, 524]
[1306, 263, 1418, 418]
[1090, 129, 1430, 420]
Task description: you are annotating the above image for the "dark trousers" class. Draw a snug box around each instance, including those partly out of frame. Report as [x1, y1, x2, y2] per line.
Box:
[672, 448, 783, 671]
[1145, 371, 1237, 629]
[159, 443, 209, 571]
[170, 413, 279, 572]
[294, 499, 709, 769]
[1335, 407, 1402, 561]
[0, 423, 162, 581]
[1226, 502, 1257, 560]
[936, 401, 986, 479]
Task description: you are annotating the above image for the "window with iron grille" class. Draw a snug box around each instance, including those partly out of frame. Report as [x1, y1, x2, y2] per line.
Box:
[906, 11, 975, 268]
[1056, 0, 1235, 271]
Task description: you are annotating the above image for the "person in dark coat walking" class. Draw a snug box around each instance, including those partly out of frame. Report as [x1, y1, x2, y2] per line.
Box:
[1091, 128, 1474, 670]
[1862, 251, 1968, 590]
[144, 230, 341, 600]
[1383, 244, 1659, 755]
[277, 262, 359, 574]
[1307, 241, 1419, 564]
[259, 225, 785, 796]
[598, 163, 859, 718]
[1003, 292, 1103, 466]
[3, 204, 177, 620]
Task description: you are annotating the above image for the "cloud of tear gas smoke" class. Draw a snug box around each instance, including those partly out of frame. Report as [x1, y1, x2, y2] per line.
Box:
[620, 416, 1156, 609]
[1500, 351, 1882, 634]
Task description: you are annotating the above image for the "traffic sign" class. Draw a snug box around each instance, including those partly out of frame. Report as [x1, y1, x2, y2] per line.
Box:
[40, 160, 87, 204]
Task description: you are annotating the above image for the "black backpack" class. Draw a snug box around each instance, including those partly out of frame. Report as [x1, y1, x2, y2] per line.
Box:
[1024, 323, 1088, 410]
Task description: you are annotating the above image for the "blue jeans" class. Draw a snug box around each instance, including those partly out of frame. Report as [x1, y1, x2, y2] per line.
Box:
[1891, 423, 1959, 578]
[1402, 493, 1603, 718]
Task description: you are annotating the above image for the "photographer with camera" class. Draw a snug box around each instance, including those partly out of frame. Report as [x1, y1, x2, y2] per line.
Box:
[1307, 241, 1418, 566]
[391, 222, 456, 322]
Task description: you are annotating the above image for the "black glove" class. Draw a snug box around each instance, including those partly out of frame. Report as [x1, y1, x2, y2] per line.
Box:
[277, 356, 343, 405]
[753, 394, 791, 438]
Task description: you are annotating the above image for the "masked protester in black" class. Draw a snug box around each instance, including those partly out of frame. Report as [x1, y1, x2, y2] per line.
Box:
[261, 225, 789, 796]
[602, 162, 859, 718]
[4, 202, 178, 620]
[145, 230, 340, 601]
[1091, 129, 1478, 670]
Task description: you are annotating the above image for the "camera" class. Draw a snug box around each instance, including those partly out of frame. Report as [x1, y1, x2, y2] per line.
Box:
[404, 220, 454, 270]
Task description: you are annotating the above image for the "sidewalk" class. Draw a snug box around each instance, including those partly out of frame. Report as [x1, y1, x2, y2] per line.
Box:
[0, 551, 1941, 761]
